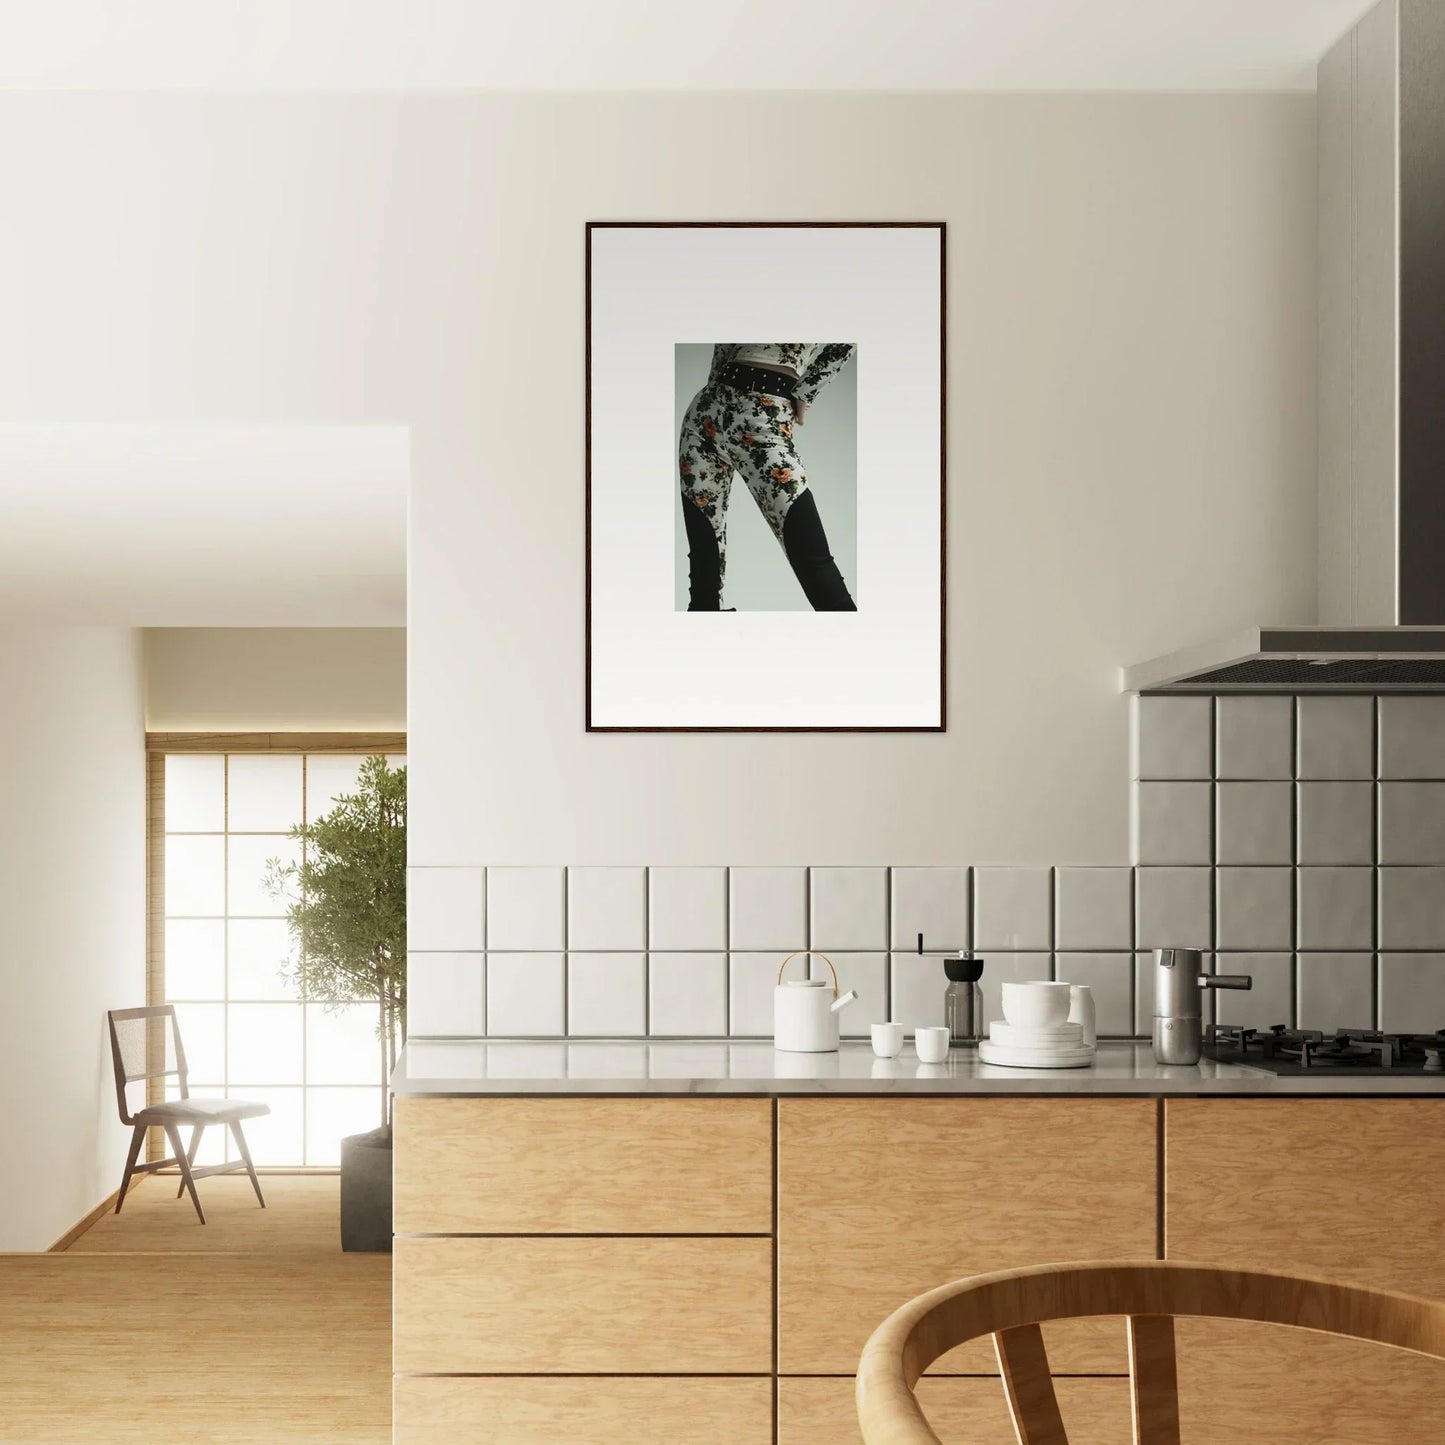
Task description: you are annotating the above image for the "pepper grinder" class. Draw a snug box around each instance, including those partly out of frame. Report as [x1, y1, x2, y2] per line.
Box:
[943, 955, 985, 1047]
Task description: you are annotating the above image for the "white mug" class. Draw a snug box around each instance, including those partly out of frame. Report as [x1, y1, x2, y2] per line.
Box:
[871, 1022, 905, 1058]
[914, 1026, 951, 1064]
[1067, 984, 1097, 1047]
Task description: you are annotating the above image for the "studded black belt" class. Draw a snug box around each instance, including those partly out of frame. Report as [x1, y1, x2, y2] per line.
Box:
[718, 362, 799, 401]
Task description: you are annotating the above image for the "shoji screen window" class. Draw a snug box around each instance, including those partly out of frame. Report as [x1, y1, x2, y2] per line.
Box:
[161, 749, 402, 1167]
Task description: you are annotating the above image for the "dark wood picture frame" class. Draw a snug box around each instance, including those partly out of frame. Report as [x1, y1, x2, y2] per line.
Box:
[585, 220, 947, 733]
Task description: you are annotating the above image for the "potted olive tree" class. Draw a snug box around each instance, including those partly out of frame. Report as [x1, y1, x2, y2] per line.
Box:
[265, 755, 406, 1252]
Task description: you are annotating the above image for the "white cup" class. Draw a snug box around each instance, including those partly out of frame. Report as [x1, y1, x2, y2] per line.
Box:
[871, 1022, 905, 1058]
[1067, 984, 1097, 1047]
[914, 1026, 951, 1064]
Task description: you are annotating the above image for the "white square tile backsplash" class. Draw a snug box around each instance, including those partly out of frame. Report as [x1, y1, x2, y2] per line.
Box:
[487, 867, 565, 951]
[648, 867, 727, 951]
[407, 867, 484, 952]
[810, 867, 888, 951]
[406, 698, 1445, 1041]
[567, 867, 646, 951]
[728, 867, 807, 952]
[890, 867, 969, 950]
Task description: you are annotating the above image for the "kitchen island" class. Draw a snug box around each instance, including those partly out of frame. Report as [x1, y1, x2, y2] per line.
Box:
[391, 1041, 1445, 1445]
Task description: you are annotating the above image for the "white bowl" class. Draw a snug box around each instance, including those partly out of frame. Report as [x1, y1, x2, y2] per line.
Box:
[1000, 980, 1073, 1030]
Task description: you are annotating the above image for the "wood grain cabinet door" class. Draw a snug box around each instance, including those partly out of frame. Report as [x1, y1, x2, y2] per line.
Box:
[1165, 1099, 1445, 1444]
[395, 1377, 773, 1445]
[394, 1097, 772, 1234]
[777, 1098, 1158, 1375]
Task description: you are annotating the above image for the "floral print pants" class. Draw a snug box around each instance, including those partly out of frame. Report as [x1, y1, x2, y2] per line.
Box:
[678, 382, 809, 602]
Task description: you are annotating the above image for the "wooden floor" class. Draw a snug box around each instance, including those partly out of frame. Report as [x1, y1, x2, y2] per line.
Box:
[0, 1175, 391, 1444]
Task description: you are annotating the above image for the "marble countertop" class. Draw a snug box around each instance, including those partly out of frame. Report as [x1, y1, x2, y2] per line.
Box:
[392, 1039, 1445, 1096]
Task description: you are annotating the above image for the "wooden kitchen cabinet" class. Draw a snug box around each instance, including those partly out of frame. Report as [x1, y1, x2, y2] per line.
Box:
[393, 1235, 773, 1374]
[394, 1377, 774, 1445]
[393, 1096, 772, 1233]
[777, 1098, 1158, 1375]
[778, 1377, 1133, 1445]
[1165, 1099, 1445, 1443]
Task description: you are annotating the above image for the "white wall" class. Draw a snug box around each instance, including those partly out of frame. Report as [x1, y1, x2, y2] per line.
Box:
[145, 628, 407, 731]
[0, 92, 1317, 868]
[0, 628, 145, 1250]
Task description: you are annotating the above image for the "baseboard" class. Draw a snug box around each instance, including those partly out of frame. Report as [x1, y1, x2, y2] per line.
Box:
[46, 1178, 139, 1252]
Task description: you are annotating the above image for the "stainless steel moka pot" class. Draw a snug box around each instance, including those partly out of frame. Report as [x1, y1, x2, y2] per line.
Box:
[1152, 948, 1252, 1065]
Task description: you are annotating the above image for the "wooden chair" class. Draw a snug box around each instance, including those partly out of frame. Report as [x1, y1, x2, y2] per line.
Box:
[107, 1005, 271, 1225]
[855, 1259, 1445, 1444]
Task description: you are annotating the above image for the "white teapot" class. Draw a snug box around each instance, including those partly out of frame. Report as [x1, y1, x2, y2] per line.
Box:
[774, 951, 859, 1053]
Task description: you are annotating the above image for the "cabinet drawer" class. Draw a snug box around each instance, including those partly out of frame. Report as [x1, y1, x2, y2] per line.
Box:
[395, 1377, 773, 1445]
[778, 1098, 1157, 1374]
[778, 1376, 1132, 1445]
[393, 1236, 772, 1374]
[394, 1097, 772, 1234]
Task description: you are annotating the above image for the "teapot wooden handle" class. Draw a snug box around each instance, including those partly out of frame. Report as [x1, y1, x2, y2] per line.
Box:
[777, 950, 839, 997]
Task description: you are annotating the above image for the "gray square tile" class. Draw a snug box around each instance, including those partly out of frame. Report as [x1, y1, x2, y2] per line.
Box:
[1379, 697, 1445, 779]
[486, 953, 565, 1036]
[889, 952, 947, 1029]
[890, 867, 970, 951]
[728, 867, 807, 951]
[1213, 953, 1292, 1029]
[1379, 953, 1445, 1033]
[1379, 867, 1445, 949]
[978, 954, 1053, 1033]
[1297, 867, 1374, 950]
[1297, 782, 1375, 865]
[1133, 695, 1213, 780]
[728, 952, 785, 1035]
[407, 952, 485, 1037]
[973, 867, 1052, 950]
[1134, 782, 1213, 865]
[648, 953, 727, 1037]
[1055, 954, 1133, 1036]
[1216, 696, 1294, 780]
[648, 867, 727, 951]
[810, 867, 888, 951]
[1297, 953, 1375, 1032]
[566, 952, 646, 1036]
[1215, 782, 1293, 865]
[1054, 867, 1133, 950]
[1297, 696, 1375, 779]
[567, 867, 646, 951]
[1379, 782, 1445, 864]
[1217, 868, 1294, 950]
[809, 951, 887, 1038]
[1135, 951, 1215, 1031]
[487, 867, 565, 952]
[1136, 868, 1212, 951]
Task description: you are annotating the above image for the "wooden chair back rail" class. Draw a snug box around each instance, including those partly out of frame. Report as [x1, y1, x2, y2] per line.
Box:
[855, 1261, 1445, 1445]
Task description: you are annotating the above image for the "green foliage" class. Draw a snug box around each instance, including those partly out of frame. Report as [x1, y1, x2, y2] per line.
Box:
[264, 755, 407, 1087]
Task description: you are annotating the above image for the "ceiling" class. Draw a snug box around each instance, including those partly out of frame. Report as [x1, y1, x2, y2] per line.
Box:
[0, 425, 408, 626]
[0, 0, 1377, 92]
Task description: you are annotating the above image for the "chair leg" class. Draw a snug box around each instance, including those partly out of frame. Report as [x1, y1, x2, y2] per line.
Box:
[229, 1119, 266, 1209]
[164, 1122, 206, 1224]
[114, 1123, 146, 1215]
[176, 1123, 204, 1199]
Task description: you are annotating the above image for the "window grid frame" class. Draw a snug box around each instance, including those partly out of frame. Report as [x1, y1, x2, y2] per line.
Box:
[146, 733, 405, 1168]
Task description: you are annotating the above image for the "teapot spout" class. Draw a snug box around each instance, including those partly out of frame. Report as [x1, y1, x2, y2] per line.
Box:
[831, 989, 860, 1014]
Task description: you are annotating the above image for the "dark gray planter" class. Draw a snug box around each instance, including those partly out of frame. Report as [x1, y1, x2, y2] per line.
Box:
[340, 1126, 393, 1253]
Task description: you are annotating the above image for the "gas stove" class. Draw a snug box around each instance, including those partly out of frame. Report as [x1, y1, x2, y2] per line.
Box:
[1206, 1024, 1445, 1076]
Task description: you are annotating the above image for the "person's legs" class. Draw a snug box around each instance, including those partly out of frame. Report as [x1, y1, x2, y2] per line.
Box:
[678, 391, 734, 611]
[726, 390, 857, 612]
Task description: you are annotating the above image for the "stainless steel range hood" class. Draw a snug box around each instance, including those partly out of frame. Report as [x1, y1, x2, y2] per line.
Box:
[1125, 0, 1445, 694]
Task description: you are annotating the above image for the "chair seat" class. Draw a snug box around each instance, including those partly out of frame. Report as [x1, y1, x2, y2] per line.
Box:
[135, 1096, 271, 1125]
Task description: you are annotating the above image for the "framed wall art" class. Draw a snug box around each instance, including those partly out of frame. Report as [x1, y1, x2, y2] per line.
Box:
[586, 221, 945, 731]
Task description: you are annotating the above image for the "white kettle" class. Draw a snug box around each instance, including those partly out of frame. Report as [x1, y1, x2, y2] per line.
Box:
[774, 951, 858, 1053]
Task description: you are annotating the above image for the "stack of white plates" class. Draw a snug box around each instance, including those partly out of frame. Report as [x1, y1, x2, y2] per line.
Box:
[978, 1019, 1096, 1069]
